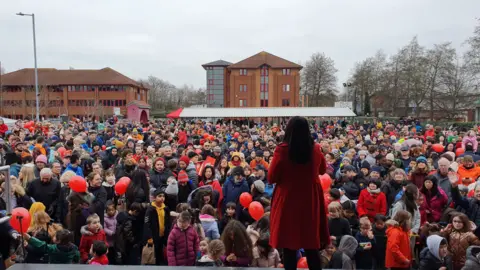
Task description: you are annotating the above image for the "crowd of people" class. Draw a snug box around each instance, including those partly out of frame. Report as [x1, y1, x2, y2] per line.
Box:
[1, 116, 480, 269]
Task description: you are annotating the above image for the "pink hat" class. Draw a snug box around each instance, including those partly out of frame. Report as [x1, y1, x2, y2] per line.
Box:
[36, 155, 47, 164]
[178, 170, 189, 183]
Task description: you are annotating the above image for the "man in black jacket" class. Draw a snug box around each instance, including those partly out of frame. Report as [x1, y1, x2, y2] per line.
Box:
[27, 168, 61, 216]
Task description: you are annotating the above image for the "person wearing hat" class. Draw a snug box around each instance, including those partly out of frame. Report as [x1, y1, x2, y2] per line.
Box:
[359, 161, 371, 178]
[410, 156, 430, 189]
[253, 165, 275, 197]
[250, 150, 269, 170]
[145, 188, 171, 265]
[399, 145, 412, 170]
[419, 175, 448, 224]
[222, 166, 249, 214]
[357, 178, 387, 222]
[340, 165, 366, 200]
[177, 170, 194, 203]
[34, 154, 48, 178]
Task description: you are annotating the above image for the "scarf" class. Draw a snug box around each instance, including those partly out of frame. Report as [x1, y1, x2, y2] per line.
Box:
[152, 202, 166, 237]
[367, 187, 381, 194]
[231, 159, 241, 167]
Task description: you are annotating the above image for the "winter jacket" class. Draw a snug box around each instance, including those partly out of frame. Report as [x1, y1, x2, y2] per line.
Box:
[199, 214, 220, 240]
[178, 182, 194, 204]
[150, 168, 174, 190]
[357, 187, 387, 222]
[88, 185, 107, 225]
[219, 215, 234, 235]
[196, 255, 224, 267]
[442, 226, 480, 270]
[56, 186, 71, 226]
[89, 254, 109, 265]
[166, 224, 199, 266]
[328, 217, 351, 246]
[64, 164, 84, 177]
[27, 236, 80, 264]
[435, 171, 452, 198]
[391, 200, 421, 234]
[451, 186, 480, 227]
[27, 178, 61, 216]
[104, 212, 117, 247]
[0, 124, 8, 136]
[462, 246, 480, 270]
[337, 235, 357, 270]
[385, 222, 412, 269]
[355, 232, 375, 270]
[221, 177, 249, 212]
[79, 226, 107, 262]
[372, 226, 387, 269]
[251, 247, 280, 268]
[410, 170, 429, 189]
[381, 179, 404, 210]
[115, 211, 143, 260]
[186, 162, 199, 188]
[419, 245, 453, 270]
[458, 164, 480, 183]
[144, 203, 171, 243]
[420, 187, 448, 223]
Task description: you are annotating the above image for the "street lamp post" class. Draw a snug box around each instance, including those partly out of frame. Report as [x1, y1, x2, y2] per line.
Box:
[16, 12, 39, 122]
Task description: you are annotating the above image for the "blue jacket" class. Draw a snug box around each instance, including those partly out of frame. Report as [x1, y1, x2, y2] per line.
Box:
[64, 164, 84, 177]
[200, 215, 220, 240]
[222, 176, 249, 210]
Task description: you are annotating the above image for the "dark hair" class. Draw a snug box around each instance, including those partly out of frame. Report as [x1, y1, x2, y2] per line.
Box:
[341, 200, 356, 212]
[374, 214, 387, 222]
[126, 170, 150, 206]
[421, 175, 439, 198]
[201, 165, 215, 183]
[106, 200, 115, 209]
[440, 238, 447, 246]
[401, 184, 418, 216]
[70, 154, 80, 164]
[256, 233, 272, 258]
[188, 151, 198, 159]
[252, 215, 270, 235]
[201, 204, 216, 217]
[179, 210, 193, 223]
[283, 116, 313, 164]
[451, 213, 471, 232]
[129, 202, 143, 213]
[55, 229, 73, 245]
[92, 240, 108, 256]
[221, 220, 253, 259]
[226, 202, 236, 210]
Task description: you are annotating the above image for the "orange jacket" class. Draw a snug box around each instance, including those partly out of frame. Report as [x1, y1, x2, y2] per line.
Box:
[457, 164, 480, 183]
[385, 225, 412, 268]
[250, 159, 269, 170]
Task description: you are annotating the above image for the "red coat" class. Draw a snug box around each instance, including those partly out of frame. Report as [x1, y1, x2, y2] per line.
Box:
[0, 124, 8, 135]
[357, 188, 387, 222]
[385, 225, 412, 268]
[268, 143, 329, 250]
[79, 229, 107, 262]
[420, 188, 448, 223]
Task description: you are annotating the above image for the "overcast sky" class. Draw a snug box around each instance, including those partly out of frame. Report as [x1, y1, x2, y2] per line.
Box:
[1, 0, 479, 90]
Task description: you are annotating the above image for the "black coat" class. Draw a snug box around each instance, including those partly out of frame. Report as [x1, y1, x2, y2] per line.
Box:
[88, 185, 108, 225]
[55, 186, 71, 226]
[149, 169, 174, 190]
[15, 193, 33, 209]
[144, 204, 171, 243]
[27, 178, 61, 215]
[418, 247, 453, 270]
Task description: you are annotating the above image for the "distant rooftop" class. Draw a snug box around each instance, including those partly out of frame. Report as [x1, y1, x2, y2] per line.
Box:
[202, 60, 233, 69]
[228, 51, 302, 69]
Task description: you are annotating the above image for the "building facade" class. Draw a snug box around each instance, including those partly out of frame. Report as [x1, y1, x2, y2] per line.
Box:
[0, 67, 149, 121]
[203, 51, 302, 108]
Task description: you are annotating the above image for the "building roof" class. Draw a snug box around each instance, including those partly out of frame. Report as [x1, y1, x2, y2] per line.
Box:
[228, 51, 303, 69]
[1, 67, 145, 88]
[172, 107, 355, 118]
[202, 60, 232, 68]
[126, 100, 151, 109]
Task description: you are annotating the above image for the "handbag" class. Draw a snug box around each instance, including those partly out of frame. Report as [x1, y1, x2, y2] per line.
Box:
[141, 243, 155, 265]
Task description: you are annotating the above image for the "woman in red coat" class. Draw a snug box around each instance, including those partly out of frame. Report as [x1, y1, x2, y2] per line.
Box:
[419, 175, 448, 224]
[268, 116, 329, 270]
[357, 179, 387, 222]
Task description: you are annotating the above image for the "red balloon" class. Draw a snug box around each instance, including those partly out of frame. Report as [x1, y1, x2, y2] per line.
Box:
[115, 177, 131, 195]
[70, 175, 87, 193]
[456, 148, 465, 157]
[431, 144, 444, 153]
[101, 145, 106, 150]
[57, 147, 66, 158]
[208, 135, 215, 141]
[319, 174, 332, 193]
[234, 132, 240, 138]
[10, 207, 31, 233]
[203, 133, 209, 139]
[248, 201, 264, 221]
[239, 192, 253, 208]
[297, 257, 308, 269]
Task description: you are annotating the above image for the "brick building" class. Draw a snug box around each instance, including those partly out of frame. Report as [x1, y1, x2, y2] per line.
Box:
[0, 67, 150, 121]
[203, 51, 302, 108]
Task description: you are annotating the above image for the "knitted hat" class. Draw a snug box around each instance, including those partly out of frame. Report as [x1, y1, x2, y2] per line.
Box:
[253, 180, 265, 193]
[231, 166, 245, 177]
[358, 150, 368, 157]
[178, 170, 189, 183]
[342, 157, 352, 164]
[154, 157, 166, 166]
[361, 161, 371, 170]
[371, 166, 382, 173]
[213, 146, 221, 153]
[255, 150, 263, 157]
[416, 156, 427, 164]
[343, 165, 357, 173]
[386, 153, 395, 162]
[35, 155, 47, 164]
[179, 155, 190, 165]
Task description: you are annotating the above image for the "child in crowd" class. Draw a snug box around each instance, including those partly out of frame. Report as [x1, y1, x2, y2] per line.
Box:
[196, 239, 226, 267]
[342, 200, 360, 237]
[251, 233, 280, 268]
[372, 214, 387, 269]
[102, 169, 116, 201]
[320, 244, 336, 268]
[103, 201, 117, 264]
[221, 220, 253, 267]
[355, 217, 375, 270]
[79, 214, 107, 263]
[418, 235, 452, 270]
[167, 210, 199, 266]
[116, 202, 144, 265]
[200, 204, 220, 240]
[219, 202, 236, 234]
[386, 210, 412, 270]
[145, 189, 171, 265]
[89, 240, 109, 265]
[177, 170, 193, 203]
[198, 239, 209, 260]
[24, 229, 80, 264]
[327, 202, 351, 246]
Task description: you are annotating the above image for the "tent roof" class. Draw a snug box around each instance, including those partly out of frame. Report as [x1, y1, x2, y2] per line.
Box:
[167, 108, 183, 118]
[175, 107, 355, 118]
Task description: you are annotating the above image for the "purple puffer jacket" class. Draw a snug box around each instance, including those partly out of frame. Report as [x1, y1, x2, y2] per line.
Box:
[103, 211, 117, 246]
[167, 224, 199, 266]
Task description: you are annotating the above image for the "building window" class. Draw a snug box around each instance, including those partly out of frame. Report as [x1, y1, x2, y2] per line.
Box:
[282, 99, 290, 106]
[282, 84, 290, 92]
[282, 69, 291, 75]
[239, 99, 247, 107]
[239, 84, 247, 92]
[239, 69, 247, 76]
[260, 65, 268, 107]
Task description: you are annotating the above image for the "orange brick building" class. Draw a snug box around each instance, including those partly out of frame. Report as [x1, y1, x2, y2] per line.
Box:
[203, 51, 302, 108]
[0, 67, 149, 121]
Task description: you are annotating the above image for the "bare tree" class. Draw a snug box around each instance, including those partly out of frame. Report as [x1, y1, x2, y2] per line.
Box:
[465, 19, 480, 77]
[301, 52, 338, 106]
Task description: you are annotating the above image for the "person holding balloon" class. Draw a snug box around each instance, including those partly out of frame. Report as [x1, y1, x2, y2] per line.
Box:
[67, 175, 94, 246]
